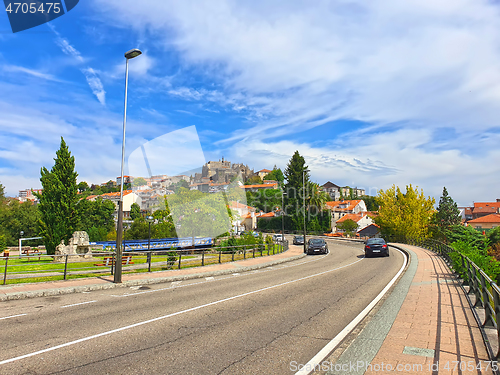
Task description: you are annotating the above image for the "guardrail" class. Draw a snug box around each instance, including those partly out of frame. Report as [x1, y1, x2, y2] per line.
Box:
[0, 241, 288, 285]
[398, 237, 500, 360]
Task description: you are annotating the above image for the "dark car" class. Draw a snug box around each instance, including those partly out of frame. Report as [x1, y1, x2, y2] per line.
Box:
[293, 235, 304, 245]
[307, 238, 329, 255]
[364, 238, 389, 257]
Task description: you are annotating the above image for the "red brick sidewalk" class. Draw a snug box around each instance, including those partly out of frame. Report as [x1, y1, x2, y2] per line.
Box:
[366, 245, 493, 375]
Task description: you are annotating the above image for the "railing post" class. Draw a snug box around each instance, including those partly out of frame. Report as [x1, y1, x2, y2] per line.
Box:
[491, 285, 500, 360]
[202, 249, 205, 266]
[481, 273, 495, 327]
[219, 249, 222, 264]
[473, 268, 483, 308]
[63, 254, 69, 280]
[243, 245, 246, 260]
[178, 251, 182, 269]
[111, 253, 115, 276]
[232, 248, 235, 262]
[3, 256, 8, 285]
[253, 245, 255, 258]
[147, 251, 152, 272]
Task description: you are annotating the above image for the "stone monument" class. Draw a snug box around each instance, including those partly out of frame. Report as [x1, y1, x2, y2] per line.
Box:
[54, 231, 93, 261]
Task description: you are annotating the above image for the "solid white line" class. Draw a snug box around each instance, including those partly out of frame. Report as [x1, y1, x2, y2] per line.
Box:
[0, 314, 27, 321]
[0, 257, 363, 366]
[295, 249, 408, 375]
[60, 301, 97, 309]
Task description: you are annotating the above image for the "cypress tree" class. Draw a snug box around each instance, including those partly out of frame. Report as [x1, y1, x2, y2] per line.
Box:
[284, 151, 309, 230]
[435, 187, 461, 228]
[36, 137, 79, 255]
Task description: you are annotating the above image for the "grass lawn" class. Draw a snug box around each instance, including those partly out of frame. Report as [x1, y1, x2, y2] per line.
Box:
[0, 245, 285, 285]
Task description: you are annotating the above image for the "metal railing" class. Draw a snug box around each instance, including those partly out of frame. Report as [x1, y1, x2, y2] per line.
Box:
[398, 237, 500, 360]
[0, 241, 289, 285]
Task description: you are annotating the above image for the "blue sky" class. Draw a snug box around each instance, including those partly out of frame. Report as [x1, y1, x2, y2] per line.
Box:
[1, 0, 500, 206]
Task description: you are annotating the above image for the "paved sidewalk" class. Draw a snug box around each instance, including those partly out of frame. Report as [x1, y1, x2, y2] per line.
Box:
[327, 244, 494, 375]
[0, 244, 306, 301]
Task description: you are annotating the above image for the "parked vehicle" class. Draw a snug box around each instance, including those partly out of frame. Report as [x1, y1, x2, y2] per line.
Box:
[272, 234, 284, 242]
[293, 235, 304, 245]
[306, 238, 329, 255]
[364, 238, 389, 257]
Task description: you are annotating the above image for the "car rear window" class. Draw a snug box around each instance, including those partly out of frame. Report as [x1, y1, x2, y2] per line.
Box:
[367, 238, 385, 245]
[309, 239, 324, 244]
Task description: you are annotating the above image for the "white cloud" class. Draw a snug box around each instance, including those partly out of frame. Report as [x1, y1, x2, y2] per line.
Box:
[49, 25, 106, 105]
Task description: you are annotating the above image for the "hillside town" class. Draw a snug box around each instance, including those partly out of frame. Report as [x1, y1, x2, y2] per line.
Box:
[12, 157, 500, 238]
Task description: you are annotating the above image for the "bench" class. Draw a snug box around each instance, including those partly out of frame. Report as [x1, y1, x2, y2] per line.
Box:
[22, 248, 42, 260]
[94, 256, 134, 267]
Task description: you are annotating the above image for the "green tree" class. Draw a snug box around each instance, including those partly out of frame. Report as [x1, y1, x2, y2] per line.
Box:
[361, 195, 380, 211]
[130, 203, 141, 220]
[76, 198, 116, 241]
[124, 217, 149, 240]
[337, 219, 358, 235]
[36, 138, 79, 255]
[132, 177, 148, 187]
[77, 181, 89, 193]
[263, 168, 285, 184]
[245, 175, 263, 185]
[374, 184, 435, 241]
[434, 187, 461, 228]
[0, 200, 41, 246]
[284, 151, 309, 231]
[0, 234, 6, 253]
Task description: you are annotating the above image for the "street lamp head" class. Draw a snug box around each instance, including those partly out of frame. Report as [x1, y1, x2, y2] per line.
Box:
[125, 48, 142, 59]
[146, 215, 154, 222]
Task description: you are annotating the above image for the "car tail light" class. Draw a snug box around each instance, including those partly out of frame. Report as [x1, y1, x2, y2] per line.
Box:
[382, 244, 387, 248]
[365, 245, 370, 249]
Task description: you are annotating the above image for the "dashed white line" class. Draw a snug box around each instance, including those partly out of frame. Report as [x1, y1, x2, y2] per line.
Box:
[205, 277, 214, 281]
[60, 301, 97, 309]
[0, 257, 364, 366]
[232, 273, 240, 276]
[0, 314, 27, 321]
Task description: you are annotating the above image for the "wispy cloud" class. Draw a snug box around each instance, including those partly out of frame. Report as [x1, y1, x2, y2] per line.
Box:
[1, 65, 65, 83]
[49, 24, 106, 105]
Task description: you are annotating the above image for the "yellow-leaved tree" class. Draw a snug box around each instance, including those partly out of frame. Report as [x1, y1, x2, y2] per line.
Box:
[375, 184, 436, 241]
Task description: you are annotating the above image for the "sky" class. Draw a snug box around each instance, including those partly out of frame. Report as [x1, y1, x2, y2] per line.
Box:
[1, 0, 500, 206]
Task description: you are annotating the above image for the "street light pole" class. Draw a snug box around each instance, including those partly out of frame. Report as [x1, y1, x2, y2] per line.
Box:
[146, 215, 154, 272]
[281, 190, 286, 248]
[303, 169, 309, 254]
[115, 48, 142, 283]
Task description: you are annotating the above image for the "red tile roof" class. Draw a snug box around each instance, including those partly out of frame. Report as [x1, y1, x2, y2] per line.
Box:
[257, 169, 272, 173]
[258, 212, 275, 218]
[468, 214, 500, 224]
[229, 201, 254, 210]
[473, 206, 498, 214]
[336, 213, 364, 223]
[240, 183, 278, 189]
[474, 202, 500, 208]
[325, 200, 363, 211]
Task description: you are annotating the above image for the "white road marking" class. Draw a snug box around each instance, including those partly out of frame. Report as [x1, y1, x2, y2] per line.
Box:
[107, 251, 329, 299]
[60, 301, 97, 309]
[0, 314, 27, 321]
[295, 248, 408, 375]
[232, 273, 240, 276]
[0, 257, 364, 366]
[205, 277, 214, 281]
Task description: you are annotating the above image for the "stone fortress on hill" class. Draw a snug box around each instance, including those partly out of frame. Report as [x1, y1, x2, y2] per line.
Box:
[192, 157, 254, 184]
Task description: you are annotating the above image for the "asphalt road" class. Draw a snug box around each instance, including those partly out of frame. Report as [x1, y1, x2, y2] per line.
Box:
[0, 240, 404, 375]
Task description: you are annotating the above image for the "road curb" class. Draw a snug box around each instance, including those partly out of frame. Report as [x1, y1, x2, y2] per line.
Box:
[0, 253, 306, 301]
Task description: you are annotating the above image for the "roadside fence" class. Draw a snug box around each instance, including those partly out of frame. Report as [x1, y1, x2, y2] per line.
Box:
[0, 241, 288, 286]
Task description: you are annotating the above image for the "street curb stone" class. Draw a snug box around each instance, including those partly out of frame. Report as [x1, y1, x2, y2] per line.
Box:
[0, 253, 306, 301]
